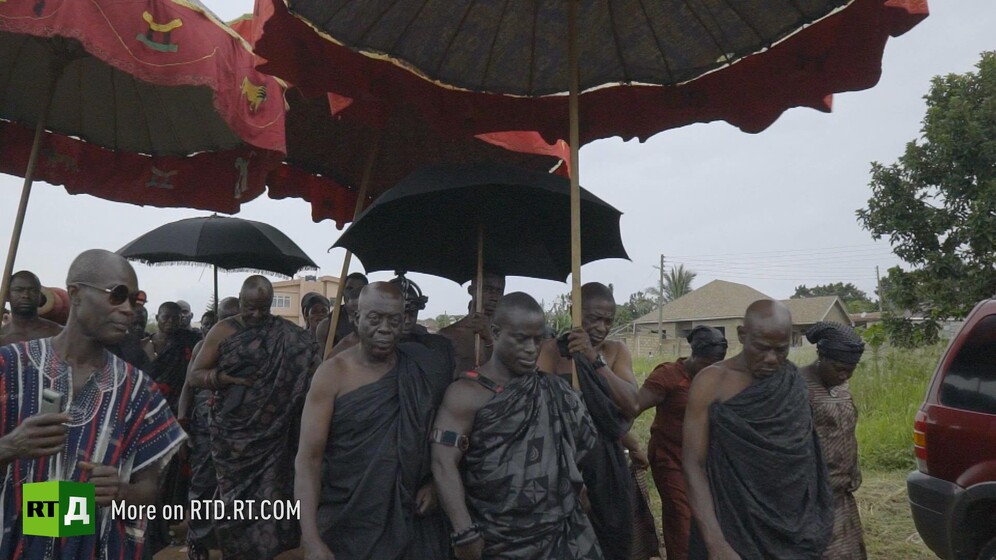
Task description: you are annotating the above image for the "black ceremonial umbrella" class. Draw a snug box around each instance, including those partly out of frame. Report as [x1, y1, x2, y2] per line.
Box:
[332, 162, 628, 285]
[118, 215, 318, 309]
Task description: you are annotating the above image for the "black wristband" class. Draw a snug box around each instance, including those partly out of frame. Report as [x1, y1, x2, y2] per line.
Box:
[451, 523, 482, 546]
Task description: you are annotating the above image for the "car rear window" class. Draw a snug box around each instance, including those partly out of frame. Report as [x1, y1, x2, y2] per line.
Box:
[940, 314, 996, 414]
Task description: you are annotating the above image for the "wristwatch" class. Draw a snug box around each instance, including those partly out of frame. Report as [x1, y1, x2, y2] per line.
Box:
[593, 353, 607, 369]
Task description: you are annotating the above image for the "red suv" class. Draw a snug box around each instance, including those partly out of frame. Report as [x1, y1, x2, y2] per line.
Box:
[908, 298, 996, 560]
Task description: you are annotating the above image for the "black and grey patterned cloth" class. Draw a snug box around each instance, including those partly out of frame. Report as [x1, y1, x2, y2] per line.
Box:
[210, 316, 320, 560]
[689, 362, 834, 560]
[461, 370, 604, 560]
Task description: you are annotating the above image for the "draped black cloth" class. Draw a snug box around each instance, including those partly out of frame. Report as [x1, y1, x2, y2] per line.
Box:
[148, 328, 201, 413]
[210, 316, 320, 560]
[145, 328, 201, 555]
[186, 389, 217, 548]
[689, 362, 834, 560]
[318, 343, 452, 560]
[462, 371, 603, 560]
[558, 336, 635, 560]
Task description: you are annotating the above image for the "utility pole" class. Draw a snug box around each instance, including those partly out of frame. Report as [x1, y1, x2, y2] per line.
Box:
[658, 254, 665, 353]
[876, 265, 884, 313]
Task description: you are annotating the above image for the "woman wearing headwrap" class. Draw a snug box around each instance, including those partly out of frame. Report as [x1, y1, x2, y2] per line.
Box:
[301, 292, 331, 338]
[801, 321, 868, 559]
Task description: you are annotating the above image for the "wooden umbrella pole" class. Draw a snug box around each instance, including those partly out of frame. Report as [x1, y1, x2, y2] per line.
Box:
[323, 133, 381, 359]
[568, 0, 582, 389]
[0, 70, 59, 306]
[474, 223, 484, 366]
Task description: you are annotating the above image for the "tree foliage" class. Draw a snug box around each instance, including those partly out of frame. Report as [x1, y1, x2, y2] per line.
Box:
[544, 292, 572, 336]
[792, 282, 877, 312]
[647, 264, 697, 304]
[857, 52, 996, 320]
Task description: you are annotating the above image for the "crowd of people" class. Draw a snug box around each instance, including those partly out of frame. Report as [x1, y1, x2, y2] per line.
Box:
[0, 248, 869, 560]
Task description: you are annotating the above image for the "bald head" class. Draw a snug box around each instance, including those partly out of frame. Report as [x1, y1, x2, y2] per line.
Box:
[239, 276, 274, 327]
[491, 292, 545, 376]
[738, 299, 793, 377]
[356, 282, 404, 360]
[493, 292, 544, 327]
[357, 282, 404, 312]
[743, 299, 792, 332]
[241, 275, 273, 298]
[68, 249, 137, 286]
[158, 301, 181, 315]
[218, 297, 240, 320]
[11, 270, 40, 288]
[581, 282, 615, 306]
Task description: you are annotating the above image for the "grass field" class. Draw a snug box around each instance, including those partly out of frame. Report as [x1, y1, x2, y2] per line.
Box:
[629, 342, 945, 559]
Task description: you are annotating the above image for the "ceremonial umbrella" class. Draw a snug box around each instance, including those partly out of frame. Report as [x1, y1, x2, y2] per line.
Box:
[232, 11, 569, 357]
[256, 0, 928, 334]
[333, 162, 629, 364]
[117, 215, 318, 310]
[0, 0, 287, 302]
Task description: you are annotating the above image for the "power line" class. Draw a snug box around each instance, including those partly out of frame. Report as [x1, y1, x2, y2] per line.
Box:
[666, 244, 895, 258]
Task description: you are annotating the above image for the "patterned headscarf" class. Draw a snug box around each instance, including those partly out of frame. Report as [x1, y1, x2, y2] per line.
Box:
[805, 321, 865, 365]
[687, 325, 727, 355]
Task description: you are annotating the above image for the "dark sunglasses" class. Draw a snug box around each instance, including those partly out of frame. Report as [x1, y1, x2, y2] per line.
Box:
[74, 282, 147, 307]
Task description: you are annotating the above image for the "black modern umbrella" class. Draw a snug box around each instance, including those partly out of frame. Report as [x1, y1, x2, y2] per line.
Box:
[332, 162, 628, 373]
[332, 162, 628, 285]
[118, 215, 318, 309]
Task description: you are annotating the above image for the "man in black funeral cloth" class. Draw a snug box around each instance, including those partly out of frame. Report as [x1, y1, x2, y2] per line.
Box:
[432, 292, 603, 560]
[537, 282, 641, 560]
[683, 299, 833, 560]
[188, 276, 320, 560]
[296, 282, 453, 560]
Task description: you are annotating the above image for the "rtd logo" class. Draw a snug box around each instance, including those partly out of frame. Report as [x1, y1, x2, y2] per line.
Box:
[22, 481, 95, 537]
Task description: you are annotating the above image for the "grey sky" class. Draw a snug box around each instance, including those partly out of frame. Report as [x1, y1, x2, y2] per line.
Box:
[1, 1, 992, 320]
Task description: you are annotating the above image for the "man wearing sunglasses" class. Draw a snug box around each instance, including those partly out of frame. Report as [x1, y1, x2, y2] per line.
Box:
[0, 270, 63, 345]
[0, 249, 187, 560]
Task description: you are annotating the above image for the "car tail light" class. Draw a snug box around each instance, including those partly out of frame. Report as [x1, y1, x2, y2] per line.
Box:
[913, 410, 928, 474]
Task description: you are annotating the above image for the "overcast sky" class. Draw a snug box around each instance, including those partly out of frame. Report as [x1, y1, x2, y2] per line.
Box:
[1, 1, 993, 320]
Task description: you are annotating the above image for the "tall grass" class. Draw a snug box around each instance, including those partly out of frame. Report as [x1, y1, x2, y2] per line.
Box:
[629, 344, 945, 472]
[849, 343, 944, 471]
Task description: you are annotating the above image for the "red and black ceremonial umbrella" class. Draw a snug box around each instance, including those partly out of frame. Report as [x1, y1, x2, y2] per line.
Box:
[229, 15, 568, 228]
[232, 12, 569, 358]
[0, 0, 287, 301]
[255, 0, 928, 367]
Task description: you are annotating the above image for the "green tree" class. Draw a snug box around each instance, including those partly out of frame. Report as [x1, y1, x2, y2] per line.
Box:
[661, 264, 696, 303]
[544, 293, 572, 336]
[857, 52, 996, 320]
[792, 282, 877, 312]
[435, 313, 453, 329]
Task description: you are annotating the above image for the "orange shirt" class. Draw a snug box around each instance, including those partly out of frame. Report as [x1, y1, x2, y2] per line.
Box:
[643, 358, 691, 470]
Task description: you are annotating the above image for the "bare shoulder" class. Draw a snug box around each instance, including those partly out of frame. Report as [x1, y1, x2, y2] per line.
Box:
[687, 363, 728, 399]
[602, 339, 631, 360]
[40, 319, 63, 335]
[538, 338, 559, 356]
[440, 377, 493, 416]
[209, 317, 239, 339]
[536, 338, 563, 371]
[310, 352, 347, 398]
[690, 360, 752, 403]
